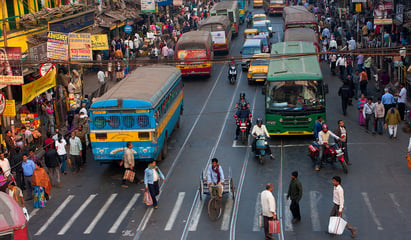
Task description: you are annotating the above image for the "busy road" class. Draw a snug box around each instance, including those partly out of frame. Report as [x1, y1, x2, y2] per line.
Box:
[27, 8, 411, 240]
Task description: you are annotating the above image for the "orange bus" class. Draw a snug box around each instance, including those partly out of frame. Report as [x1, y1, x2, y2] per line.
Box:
[199, 15, 232, 53]
[263, 0, 286, 16]
[175, 31, 214, 76]
[284, 28, 320, 62]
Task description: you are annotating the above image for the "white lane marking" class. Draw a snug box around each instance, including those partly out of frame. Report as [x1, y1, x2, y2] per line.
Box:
[29, 209, 39, 219]
[310, 191, 322, 231]
[188, 198, 206, 231]
[35, 195, 74, 236]
[278, 139, 285, 240]
[165, 192, 186, 231]
[252, 193, 261, 231]
[221, 196, 234, 230]
[283, 194, 293, 232]
[139, 208, 153, 231]
[361, 192, 383, 231]
[388, 193, 405, 217]
[58, 194, 97, 235]
[84, 193, 118, 234]
[108, 193, 140, 234]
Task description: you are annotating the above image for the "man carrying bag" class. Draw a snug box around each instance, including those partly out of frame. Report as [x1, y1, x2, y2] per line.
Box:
[261, 183, 278, 239]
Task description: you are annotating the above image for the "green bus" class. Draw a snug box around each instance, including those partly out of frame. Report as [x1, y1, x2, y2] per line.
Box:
[210, 1, 240, 36]
[264, 41, 326, 135]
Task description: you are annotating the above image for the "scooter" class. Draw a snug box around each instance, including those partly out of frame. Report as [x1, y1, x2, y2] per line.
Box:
[228, 65, 237, 84]
[255, 135, 269, 165]
[308, 141, 348, 174]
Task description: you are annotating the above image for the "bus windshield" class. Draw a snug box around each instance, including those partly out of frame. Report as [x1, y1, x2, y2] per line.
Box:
[270, 0, 283, 3]
[242, 46, 262, 55]
[266, 80, 324, 111]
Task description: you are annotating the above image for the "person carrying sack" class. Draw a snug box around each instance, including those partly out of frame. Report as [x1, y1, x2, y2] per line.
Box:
[121, 142, 135, 188]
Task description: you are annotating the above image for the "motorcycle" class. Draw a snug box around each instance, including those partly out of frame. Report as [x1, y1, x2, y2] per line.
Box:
[308, 141, 348, 174]
[228, 65, 237, 84]
[234, 116, 250, 144]
[255, 135, 269, 165]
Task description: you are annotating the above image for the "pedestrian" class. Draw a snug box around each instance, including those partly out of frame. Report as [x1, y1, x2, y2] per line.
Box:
[162, 44, 169, 59]
[21, 154, 35, 200]
[261, 183, 277, 240]
[55, 134, 67, 175]
[345, 55, 353, 77]
[385, 106, 401, 139]
[44, 145, 61, 188]
[381, 88, 394, 116]
[327, 176, 357, 237]
[364, 55, 372, 79]
[334, 120, 350, 164]
[4, 130, 16, 159]
[32, 162, 51, 208]
[28, 148, 42, 168]
[363, 98, 376, 134]
[352, 70, 360, 99]
[45, 101, 55, 134]
[121, 142, 135, 188]
[356, 54, 364, 71]
[11, 147, 24, 190]
[375, 98, 385, 134]
[68, 131, 82, 174]
[313, 116, 323, 140]
[359, 69, 368, 96]
[0, 153, 11, 178]
[75, 125, 88, 167]
[336, 55, 346, 80]
[286, 171, 302, 224]
[338, 80, 352, 116]
[6, 181, 24, 208]
[398, 83, 407, 120]
[144, 160, 166, 209]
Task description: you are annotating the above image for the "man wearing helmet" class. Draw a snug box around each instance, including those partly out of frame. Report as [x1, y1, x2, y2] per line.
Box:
[316, 124, 340, 171]
[251, 118, 274, 159]
[234, 102, 252, 140]
[234, 92, 250, 109]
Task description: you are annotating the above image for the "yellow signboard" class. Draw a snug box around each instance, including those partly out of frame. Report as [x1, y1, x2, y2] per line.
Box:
[355, 3, 362, 12]
[68, 33, 93, 61]
[374, 18, 393, 25]
[91, 34, 109, 50]
[3, 100, 16, 117]
[21, 69, 56, 105]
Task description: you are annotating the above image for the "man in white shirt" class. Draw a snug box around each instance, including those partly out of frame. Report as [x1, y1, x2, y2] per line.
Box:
[328, 176, 357, 237]
[363, 98, 376, 134]
[0, 153, 11, 177]
[336, 55, 346, 80]
[162, 45, 169, 59]
[251, 118, 274, 159]
[398, 83, 407, 120]
[348, 37, 356, 51]
[261, 183, 276, 240]
[316, 124, 340, 171]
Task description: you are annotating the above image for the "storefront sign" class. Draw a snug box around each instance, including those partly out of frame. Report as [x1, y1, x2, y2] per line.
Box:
[173, 0, 182, 6]
[3, 100, 16, 117]
[124, 25, 133, 33]
[29, 43, 47, 62]
[20, 113, 40, 130]
[0, 47, 23, 85]
[48, 10, 95, 33]
[47, 31, 69, 61]
[91, 34, 109, 50]
[0, 93, 5, 115]
[142, 0, 155, 13]
[69, 33, 93, 61]
[21, 69, 56, 105]
[351, 0, 366, 2]
[355, 3, 362, 12]
[157, 0, 172, 6]
[374, 18, 392, 25]
[396, 4, 404, 23]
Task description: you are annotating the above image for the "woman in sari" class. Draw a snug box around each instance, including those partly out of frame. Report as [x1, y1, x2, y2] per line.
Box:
[32, 162, 51, 208]
[357, 94, 367, 126]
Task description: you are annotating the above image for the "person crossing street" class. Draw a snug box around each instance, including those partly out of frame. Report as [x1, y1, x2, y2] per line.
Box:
[286, 171, 302, 224]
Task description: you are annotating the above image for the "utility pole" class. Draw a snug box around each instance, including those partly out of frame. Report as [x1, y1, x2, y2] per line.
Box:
[1, 0, 13, 100]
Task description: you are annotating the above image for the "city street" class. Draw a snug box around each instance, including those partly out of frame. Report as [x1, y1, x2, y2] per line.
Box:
[27, 10, 411, 240]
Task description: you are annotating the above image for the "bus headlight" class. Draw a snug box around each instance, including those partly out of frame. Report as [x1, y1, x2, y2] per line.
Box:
[248, 72, 252, 78]
[267, 120, 276, 125]
[308, 118, 312, 122]
[279, 118, 283, 122]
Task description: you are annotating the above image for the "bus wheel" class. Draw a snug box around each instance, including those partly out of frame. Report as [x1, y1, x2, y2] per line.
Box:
[161, 137, 168, 160]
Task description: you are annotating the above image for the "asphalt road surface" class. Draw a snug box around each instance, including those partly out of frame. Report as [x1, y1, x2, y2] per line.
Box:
[28, 8, 411, 240]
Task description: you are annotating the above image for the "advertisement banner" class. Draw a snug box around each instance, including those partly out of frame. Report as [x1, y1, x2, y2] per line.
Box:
[47, 31, 69, 61]
[21, 69, 56, 105]
[0, 47, 23, 85]
[3, 100, 16, 117]
[142, 0, 155, 13]
[91, 34, 109, 50]
[211, 31, 226, 44]
[178, 50, 207, 60]
[69, 33, 93, 61]
[373, 1, 392, 20]
[173, 0, 182, 6]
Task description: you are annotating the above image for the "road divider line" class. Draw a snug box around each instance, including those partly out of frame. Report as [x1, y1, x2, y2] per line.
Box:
[283, 194, 293, 232]
[221, 195, 234, 230]
[165, 192, 186, 231]
[109, 193, 140, 234]
[35, 195, 74, 236]
[252, 193, 261, 232]
[84, 193, 118, 234]
[188, 196, 206, 232]
[309, 191, 322, 231]
[278, 139, 284, 240]
[58, 194, 97, 235]
[361, 192, 383, 230]
[29, 209, 39, 219]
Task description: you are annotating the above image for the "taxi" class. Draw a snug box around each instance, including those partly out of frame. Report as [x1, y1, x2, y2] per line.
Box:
[244, 29, 259, 41]
[247, 53, 270, 84]
[253, 13, 267, 24]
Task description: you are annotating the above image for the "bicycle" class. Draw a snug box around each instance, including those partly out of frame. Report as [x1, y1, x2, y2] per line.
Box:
[207, 185, 223, 221]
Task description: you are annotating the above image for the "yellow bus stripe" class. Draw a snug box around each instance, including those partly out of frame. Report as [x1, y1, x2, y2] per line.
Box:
[157, 92, 183, 137]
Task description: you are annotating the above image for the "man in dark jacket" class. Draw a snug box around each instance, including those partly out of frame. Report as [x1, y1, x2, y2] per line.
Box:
[286, 171, 303, 224]
[338, 80, 352, 116]
[44, 146, 61, 187]
[11, 147, 24, 190]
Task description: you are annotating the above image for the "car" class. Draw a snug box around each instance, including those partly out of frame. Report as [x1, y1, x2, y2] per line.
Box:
[247, 53, 270, 84]
[240, 39, 263, 70]
[253, 35, 270, 53]
[252, 21, 270, 38]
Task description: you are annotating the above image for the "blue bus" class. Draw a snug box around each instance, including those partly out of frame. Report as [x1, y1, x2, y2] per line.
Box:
[222, 0, 248, 24]
[89, 65, 183, 163]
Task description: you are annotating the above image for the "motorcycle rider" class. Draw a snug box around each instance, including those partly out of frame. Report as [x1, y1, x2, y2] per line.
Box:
[251, 118, 274, 159]
[228, 58, 237, 82]
[246, 12, 252, 27]
[234, 102, 252, 140]
[315, 124, 340, 171]
[234, 92, 250, 109]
